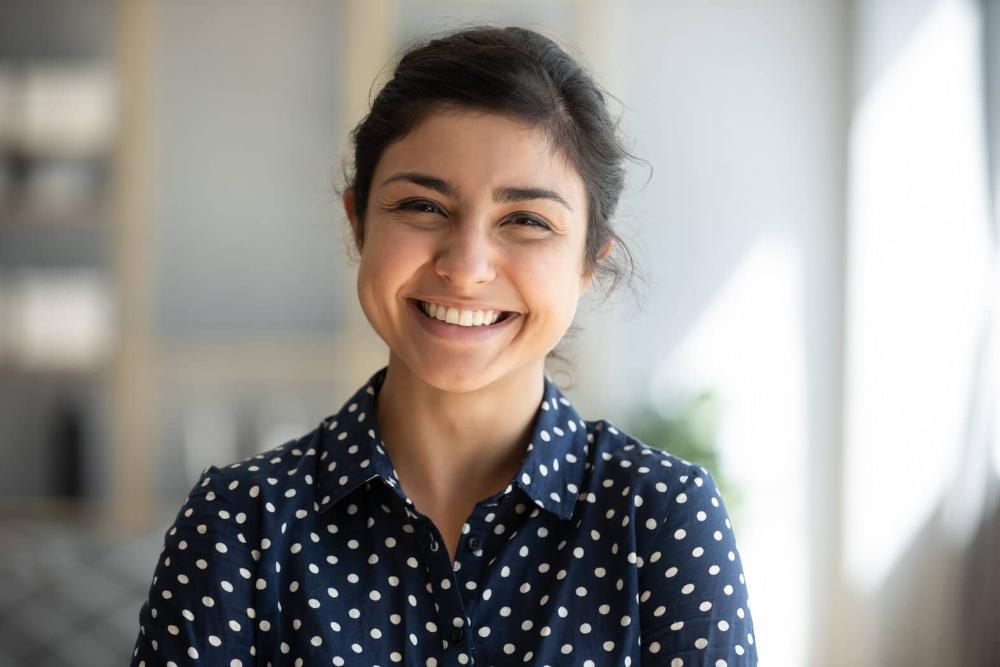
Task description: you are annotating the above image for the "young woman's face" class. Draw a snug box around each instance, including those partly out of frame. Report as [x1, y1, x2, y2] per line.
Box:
[344, 109, 595, 392]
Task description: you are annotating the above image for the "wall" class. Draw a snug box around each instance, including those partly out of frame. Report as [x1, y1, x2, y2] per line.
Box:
[605, 2, 848, 664]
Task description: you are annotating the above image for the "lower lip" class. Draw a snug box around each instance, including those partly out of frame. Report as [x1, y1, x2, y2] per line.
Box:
[408, 299, 520, 343]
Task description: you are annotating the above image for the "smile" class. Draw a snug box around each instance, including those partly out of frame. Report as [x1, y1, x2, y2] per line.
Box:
[417, 300, 513, 327]
[408, 298, 520, 341]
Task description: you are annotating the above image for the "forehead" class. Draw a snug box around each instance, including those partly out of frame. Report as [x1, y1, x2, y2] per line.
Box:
[374, 110, 586, 205]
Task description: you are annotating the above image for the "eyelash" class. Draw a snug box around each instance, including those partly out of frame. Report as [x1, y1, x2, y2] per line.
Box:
[397, 199, 552, 230]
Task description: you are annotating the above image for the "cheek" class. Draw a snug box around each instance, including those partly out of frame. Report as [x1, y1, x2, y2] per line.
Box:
[358, 228, 426, 286]
[515, 253, 583, 321]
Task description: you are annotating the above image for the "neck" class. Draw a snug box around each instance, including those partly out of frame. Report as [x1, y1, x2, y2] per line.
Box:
[374, 355, 545, 512]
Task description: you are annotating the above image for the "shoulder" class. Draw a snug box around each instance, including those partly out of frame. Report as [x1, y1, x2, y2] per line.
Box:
[178, 421, 328, 521]
[585, 417, 712, 503]
[197, 421, 327, 490]
[583, 418, 729, 548]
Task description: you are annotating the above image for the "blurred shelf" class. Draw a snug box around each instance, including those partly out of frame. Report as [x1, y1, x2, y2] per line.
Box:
[0, 148, 112, 164]
[0, 214, 109, 269]
[0, 0, 116, 62]
[0, 360, 110, 379]
[0, 210, 108, 227]
[0, 0, 135, 532]
[0, 497, 94, 521]
[0, 147, 113, 163]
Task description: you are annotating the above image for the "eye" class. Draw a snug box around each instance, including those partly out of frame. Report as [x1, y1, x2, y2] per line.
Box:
[398, 199, 444, 215]
[508, 213, 551, 230]
[396, 200, 550, 230]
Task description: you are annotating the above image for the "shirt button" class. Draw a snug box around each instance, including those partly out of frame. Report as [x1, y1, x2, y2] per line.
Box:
[449, 626, 465, 643]
[467, 535, 482, 551]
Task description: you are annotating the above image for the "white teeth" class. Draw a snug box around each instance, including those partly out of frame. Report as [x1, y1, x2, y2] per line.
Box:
[420, 301, 503, 327]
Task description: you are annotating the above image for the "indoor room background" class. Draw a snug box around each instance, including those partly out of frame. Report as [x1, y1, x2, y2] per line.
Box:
[0, 0, 998, 665]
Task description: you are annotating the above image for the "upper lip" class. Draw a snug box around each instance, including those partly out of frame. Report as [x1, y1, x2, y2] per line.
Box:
[411, 297, 519, 314]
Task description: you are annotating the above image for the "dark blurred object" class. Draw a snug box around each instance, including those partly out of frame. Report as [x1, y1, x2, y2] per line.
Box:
[0, 0, 115, 62]
[49, 396, 84, 498]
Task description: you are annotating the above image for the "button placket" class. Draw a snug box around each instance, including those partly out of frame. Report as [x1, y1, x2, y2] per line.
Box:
[420, 519, 473, 664]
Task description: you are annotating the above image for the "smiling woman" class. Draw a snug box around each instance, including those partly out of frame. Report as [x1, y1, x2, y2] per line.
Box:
[347, 110, 593, 394]
[130, 25, 758, 667]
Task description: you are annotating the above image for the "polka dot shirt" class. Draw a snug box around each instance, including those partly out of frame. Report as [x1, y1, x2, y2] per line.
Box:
[130, 365, 758, 666]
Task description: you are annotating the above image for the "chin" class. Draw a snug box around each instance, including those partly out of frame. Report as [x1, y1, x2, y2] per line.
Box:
[404, 356, 509, 394]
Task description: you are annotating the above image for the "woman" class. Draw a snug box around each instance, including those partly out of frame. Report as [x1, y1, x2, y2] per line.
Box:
[131, 25, 758, 666]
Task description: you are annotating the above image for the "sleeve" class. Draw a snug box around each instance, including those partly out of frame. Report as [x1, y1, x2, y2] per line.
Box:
[129, 464, 257, 666]
[639, 465, 759, 666]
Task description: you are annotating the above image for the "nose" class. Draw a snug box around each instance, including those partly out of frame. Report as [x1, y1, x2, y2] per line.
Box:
[433, 219, 498, 286]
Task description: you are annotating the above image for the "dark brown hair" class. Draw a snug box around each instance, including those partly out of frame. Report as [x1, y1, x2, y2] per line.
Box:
[338, 24, 648, 385]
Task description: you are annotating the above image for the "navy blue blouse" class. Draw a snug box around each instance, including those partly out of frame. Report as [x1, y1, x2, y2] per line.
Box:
[130, 365, 758, 666]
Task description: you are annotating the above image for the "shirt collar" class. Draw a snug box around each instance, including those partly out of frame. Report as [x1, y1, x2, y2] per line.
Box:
[315, 365, 589, 522]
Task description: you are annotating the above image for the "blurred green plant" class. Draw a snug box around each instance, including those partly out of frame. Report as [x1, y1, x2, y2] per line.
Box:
[620, 388, 744, 515]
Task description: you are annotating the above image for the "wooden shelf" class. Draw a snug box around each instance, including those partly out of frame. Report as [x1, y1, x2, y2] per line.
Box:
[0, 360, 110, 379]
[0, 208, 108, 228]
[0, 496, 94, 521]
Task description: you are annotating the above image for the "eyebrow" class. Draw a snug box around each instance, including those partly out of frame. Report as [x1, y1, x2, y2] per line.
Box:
[379, 171, 573, 212]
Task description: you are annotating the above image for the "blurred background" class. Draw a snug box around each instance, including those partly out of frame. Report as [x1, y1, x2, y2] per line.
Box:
[0, 0, 998, 664]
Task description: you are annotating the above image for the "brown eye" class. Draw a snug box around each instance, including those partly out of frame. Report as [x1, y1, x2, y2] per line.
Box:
[508, 213, 551, 230]
[398, 199, 443, 215]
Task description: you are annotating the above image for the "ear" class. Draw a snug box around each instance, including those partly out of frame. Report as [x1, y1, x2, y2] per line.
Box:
[598, 238, 612, 262]
[579, 238, 613, 294]
[342, 188, 363, 252]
